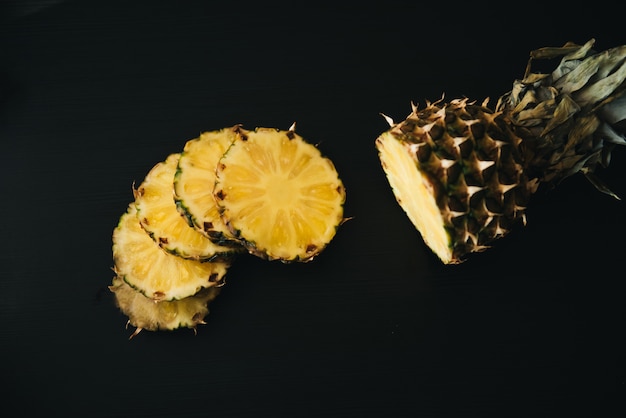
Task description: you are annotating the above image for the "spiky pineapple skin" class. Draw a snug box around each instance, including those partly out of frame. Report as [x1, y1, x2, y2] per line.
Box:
[377, 98, 534, 263]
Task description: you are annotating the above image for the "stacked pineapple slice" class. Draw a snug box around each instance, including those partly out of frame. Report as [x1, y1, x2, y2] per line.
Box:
[376, 39, 626, 264]
[174, 127, 243, 248]
[110, 124, 346, 338]
[213, 126, 346, 262]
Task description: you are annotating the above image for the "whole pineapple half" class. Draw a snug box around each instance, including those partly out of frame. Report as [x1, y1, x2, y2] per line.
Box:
[174, 127, 243, 248]
[376, 39, 626, 264]
[109, 276, 221, 340]
[134, 153, 240, 262]
[112, 204, 230, 301]
[213, 124, 347, 262]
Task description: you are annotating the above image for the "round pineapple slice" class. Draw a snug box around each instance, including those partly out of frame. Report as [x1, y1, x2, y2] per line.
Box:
[134, 153, 240, 261]
[109, 276, 221, 339]
[174, 127, 242, 248]
[213, 124, 346, 262]
[112, 204, 229, 301]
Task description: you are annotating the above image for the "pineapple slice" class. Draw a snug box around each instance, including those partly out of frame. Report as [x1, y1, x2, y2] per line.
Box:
[174, 127, 241, 247]
[213, 124, 346, 262]
[109, 276, 221, 339]
[134, 152, 239, 261]
[112, 204, 229, 301]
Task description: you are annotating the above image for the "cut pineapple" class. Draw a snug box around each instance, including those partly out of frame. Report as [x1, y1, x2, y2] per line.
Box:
[376, 39, 626, 264]
[134, 153, 239, 261]
[213, 124, 346, 262]
[376, 98, 530, 264]
[174, 127, 241, 247]
[112, 204, 230, 301]
[109, 276, 221, 339]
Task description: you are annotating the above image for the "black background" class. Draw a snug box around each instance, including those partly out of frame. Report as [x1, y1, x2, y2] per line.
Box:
[1, 1, 625, 417]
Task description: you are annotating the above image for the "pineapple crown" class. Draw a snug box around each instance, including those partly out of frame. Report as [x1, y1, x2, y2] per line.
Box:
[496, 38, 626, 199]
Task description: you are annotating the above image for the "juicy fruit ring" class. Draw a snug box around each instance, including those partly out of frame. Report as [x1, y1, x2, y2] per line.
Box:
[174, 127, 243, 248]
[112, 204, 230, 301]
[134, 153, 239, 262]
[213, 124, 347, 262]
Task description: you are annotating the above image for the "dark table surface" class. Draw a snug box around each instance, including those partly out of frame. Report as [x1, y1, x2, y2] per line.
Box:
[2, 1, 625, 417]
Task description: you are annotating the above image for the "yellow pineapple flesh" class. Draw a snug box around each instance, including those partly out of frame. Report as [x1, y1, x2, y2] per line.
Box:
[213, 124, 346, 262]
[134, 153, 239, 262]
[174, 127, 242, 247]
[112, 204, 230, 301]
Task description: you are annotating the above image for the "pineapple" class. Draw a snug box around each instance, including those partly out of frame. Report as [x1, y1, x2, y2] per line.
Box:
[213, 124, 347, 262]
[174, 127, 242, 247]
[110, 124, 347, 337]
[112, 204, 230, 301]
[134, 153, 239, 261]
[109, 276, 221, 340]
[376, 39, 625, 264]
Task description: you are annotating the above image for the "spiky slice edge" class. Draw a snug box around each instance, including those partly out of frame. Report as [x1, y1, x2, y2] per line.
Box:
[134, 152, 240, 262]
[174, 127, 243, 248]
[214, 125, 346, 262]
[109, 276, 221, 340]
[112, 204, 230, 301]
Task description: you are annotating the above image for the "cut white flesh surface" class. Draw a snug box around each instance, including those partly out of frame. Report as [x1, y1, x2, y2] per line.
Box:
[376, 131, 453, 264]
[109, 276, 221, 339]
[174, 128, 241, 247]
[112, 204, 230, 301]
[135, 153, 239, 261]
[214, 126, 346, 262]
